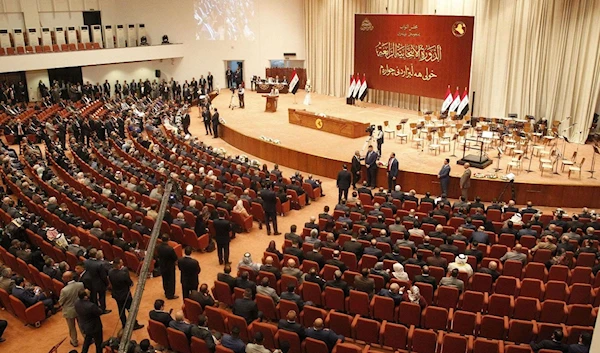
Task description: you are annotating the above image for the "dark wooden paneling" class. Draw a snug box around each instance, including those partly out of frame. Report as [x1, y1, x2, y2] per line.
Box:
[222, 125, 599, 207]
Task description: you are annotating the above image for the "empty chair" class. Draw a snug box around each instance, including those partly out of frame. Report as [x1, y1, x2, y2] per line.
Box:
[351, 316, 380, 344]
[507, 319, 537, 344]
[568, 283, 593, 304]
[548, 265, 571, 283]
[301, 337, 330, 353]
[147, 319, 170, 350]
[479, 314, 508, 340]
[183, 299, 203, 324]
[544, 281, 570, 302]
[570, 266, 593, 285]
[532, 249, 552, 264]
[460, 290, 486, 313]
[397, 301, 421, 327]
[513, 297, 540, 320]
[421, 306, 449, 331]
[331, 343, 362, 353]
[505, 345, 534, 353]
[493, 276, 520, 296]
[451, 310, 479, 336]
[301, 281, 323, 307]
[378, 321, 409, 351]
[408, 328, 439, 353]
[435, 286, 460, 310]
[190, 337, 211, 353]
[523, 262, 548, 281]
[324, 287, 346, 312]
[347, 290, 370, 316]
[276, 329, 302, 353]
[472, 337, 504, 353]
[326, 311, 353, 338]
[370, 295, 396, 322]
[575, 252, 596, 268]
[439, 333, 470, 353]
[470, 272, 493, 293]
[519, 278, 545, 300]
[502, 260, 523, 280]
[566, 304, 594, 326]
[487, 294, 514, 317]
[539, 300, 568, 324]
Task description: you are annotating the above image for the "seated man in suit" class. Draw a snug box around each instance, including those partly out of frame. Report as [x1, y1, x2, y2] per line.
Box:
[189, 283, 215, 309]
[280, 284, 304, 310]
[256, 277, 280, 303]
[217, 264, 237, 290]
[278, 310, 306, 340]
[235, 271, 257, 298]
[530, 329, 568, 353]
[259, 256, 282, 280]
[439, 269, 464, 292]
[232, 288, 260, 324]
[172, 212, 190, 229]
[149, 299, 173, 327]
[282, 259, 303, 284]
[325, 270, 350, 297]
[190, 314, 217, 353]
[306, 318, 344, 352]
[12, 276, 55, 315]
[353, 268, 375, 297]
[413, 265, 438, 291]
[169, 311, 193, 338]
[376, 282, 402, 306]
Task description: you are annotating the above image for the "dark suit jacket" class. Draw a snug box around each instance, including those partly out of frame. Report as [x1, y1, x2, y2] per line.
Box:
[306, 327, 344, 350]
[304, 251, 325, 270]
[150, 309, 173, 327]
[325, 279, 349, 296]
[217, 273, 236, 289]
[191, 326, 216, 352]
[75, 298, 103, 334]
[157, 242, 178, 271]
[12, 286, 43, 307]
[213, 219, 232, 245]
[337, 170, 352, 190]
[260, 189, 277, 213]
[353, 276, 375, 295]
[190, 290, 215, 309]
[325, 259, 348, 273]
[84, 258, 108, 291]
[278, 319, 306, 340]
[259, 264, 282, 280]
[387, 158, 399, 177]
[232, 298, 259, 323]
[178, 256, 201, 288]
[108, 267, 133, 302]
[342, 241, 363, 259]
[365, 151, 378, 169]
[351, 156, 361, 174]
[529, 339, 567, 353]
[414, 274, 437, 291]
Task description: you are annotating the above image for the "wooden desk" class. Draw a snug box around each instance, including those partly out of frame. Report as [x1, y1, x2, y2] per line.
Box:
[288, 108, 370, 138]
[264, 95, 278, 112]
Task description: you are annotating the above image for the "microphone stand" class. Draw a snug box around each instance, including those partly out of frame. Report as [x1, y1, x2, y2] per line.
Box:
[525, 144, 535, 173]
[450, 133, 458, 157]
[493, 151, 502, 172]
[588, 145, 599, 179]
[553, 150, 562, 175]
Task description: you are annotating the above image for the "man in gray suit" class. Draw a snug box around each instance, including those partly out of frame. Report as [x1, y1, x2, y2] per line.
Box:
[439, 269, 465, 293]
[282, 259, 303, 284]
[59, 271, 84, 347]
[438, 158, 451, 196]
[460, 163, 471, 200]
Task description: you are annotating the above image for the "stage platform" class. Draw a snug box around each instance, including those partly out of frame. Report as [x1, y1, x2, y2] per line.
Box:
[203, 89, 599, 208]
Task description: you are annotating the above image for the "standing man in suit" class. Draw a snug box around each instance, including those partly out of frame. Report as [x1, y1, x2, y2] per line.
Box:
[387, 152, 399, 192]
[260, 182, 280, 236]
[207, 71, 214, 92]
[108, 258, 144, 330]
[460, 162, 471, 201]
[75, 289, 104, 353]
[202, 106, 213, 136]
[211, 108, 220, 139]
[226, 68, 233, 88]
[365, 145, 378, 188]
[84, 250, 110, 314]
[351, 151, 362, 189]
[157, 235, 179, 300]
[336, 164, 352, 203]
[438, 158, 451, 196]
[178, 246, 201, 299]
[58, 271, 84, 347]
[214, 211, 233, 265]
[375, 125, 384, 156]
[182, 111, 191, 135]
[238, 84, 245, 108]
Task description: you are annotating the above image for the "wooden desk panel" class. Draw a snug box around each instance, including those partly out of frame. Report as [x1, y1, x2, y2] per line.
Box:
[288, 108, 370, 138]
[221, 125, 598, 207]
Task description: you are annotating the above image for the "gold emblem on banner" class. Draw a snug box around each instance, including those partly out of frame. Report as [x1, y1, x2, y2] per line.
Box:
[360, 18, 374, 31]
[452, 21, 466, 37]
[315, 118, 323, 129]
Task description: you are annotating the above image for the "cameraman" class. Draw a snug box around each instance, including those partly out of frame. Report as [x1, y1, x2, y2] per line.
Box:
[238, 84, 245, 108]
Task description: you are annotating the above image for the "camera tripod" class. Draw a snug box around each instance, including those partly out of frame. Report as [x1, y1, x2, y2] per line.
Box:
[498, 179, 516, 202]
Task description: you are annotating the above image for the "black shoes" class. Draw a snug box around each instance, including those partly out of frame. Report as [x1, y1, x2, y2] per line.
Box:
[166, 295, 179, 300]
[133, 323, 145, 330]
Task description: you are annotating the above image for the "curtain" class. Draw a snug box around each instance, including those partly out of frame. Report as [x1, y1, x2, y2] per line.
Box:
[304, 0, 600, 143]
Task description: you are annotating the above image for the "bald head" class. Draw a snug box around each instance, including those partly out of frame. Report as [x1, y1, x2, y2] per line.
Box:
[265, 256, 273, 265]
[287, 310, 297, 322]
[287, 259, 296, 268]
[313, 318, 324, 329]
[489, 261, 498, 270]
[175, 311, 184, 321]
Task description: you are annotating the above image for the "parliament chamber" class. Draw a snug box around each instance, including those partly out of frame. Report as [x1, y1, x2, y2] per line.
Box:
[0, 1, 599, 353]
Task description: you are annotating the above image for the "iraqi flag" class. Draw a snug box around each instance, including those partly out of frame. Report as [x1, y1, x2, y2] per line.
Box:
[347, 75, 356, 98]
[457, 87, 469, 116]
[358, 74, 368, 101]
[289, 70, 299, 95]
[441, 85, 453, 112]
[352, 73, 361, 98]
[449, 87, 461, 112]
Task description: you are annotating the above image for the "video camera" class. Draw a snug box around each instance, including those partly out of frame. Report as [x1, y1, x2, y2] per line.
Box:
[366, 124, 376, 134]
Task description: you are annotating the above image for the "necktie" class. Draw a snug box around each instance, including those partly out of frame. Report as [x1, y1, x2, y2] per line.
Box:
[388, 159, 393, 171]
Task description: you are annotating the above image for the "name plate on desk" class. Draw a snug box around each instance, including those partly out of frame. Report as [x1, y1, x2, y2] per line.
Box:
[288, 108, 370, 138]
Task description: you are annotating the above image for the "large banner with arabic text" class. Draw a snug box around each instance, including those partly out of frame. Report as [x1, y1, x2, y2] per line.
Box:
[354, 14, 474, 100]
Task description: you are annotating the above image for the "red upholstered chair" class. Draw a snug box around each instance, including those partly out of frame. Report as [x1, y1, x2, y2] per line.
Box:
[548, 265, 571, 283]
[340, 252, 358, 272]
[9, 293, 45, 327]
[226, 314, 252, 342]
[493, 276, 520, 296]
[204, 306, 228, 333]
[415, 282, 434, 305]
[351, 316, 380, 344]
[331, 343, 362, 353]
[397, 301, 421, 327]
[439, 333, 471, 353]
[523, 262, 548, 281]
[489, 244, 508, 259]
[358, 254, 378, 271]
[513, 297, 540, 320]
[324, 287, 346, 312]
[326, 311, 354, 338]
[378, 321, 409, 351]
[470, 272, 493, 293]
[502, 260, 523, 280]
[302, 337, 330, 353]
[566, 304, 594, 326]
[570, 266, 593, 285]
[450, 310, 479, 336]
[167, 327, 191, 353]
[460, 290, 486, 313]
[183, 298, 203, 324]
[190, 337, 211, 353]
[301, 281, 323, 307]
[505, 345, 534, 353]
[539, 300, 568, 324]
[251, 202, 266, 227]
[147, 319, 170, 349]
[408, 328, 439, 353]
[537, 322, 567, 342]
[347, 290, 370, 316]
[276, 299, 299, 319]
[232, 211, 253, 232]
[255, 294, 278, 322]
[300, 305, 329, 328]
[276, 328, 302, 353]
[487, 294, 514, 317]
[472, 337, 504, 353]
[421, 306, 449, 331]
[575, 252, 596, 268]
[435, 285, 459, 310]
[544, 281, 570, 302]
[507, 319, 537, 344]
[532, 249, 552, 264]
[566, 325, 594, 345]
[212, 281, 234, 307]
[257, 271, 277, 290]
[370, 295, 396, 322]
[479, 314, 509, 340]
[248, 321, 278, 350]
[568, 283, 593, 304]
[519, 278, 545, 300]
